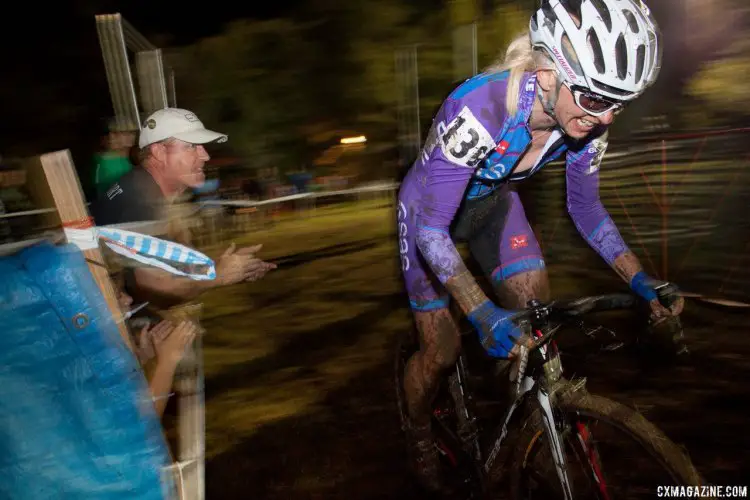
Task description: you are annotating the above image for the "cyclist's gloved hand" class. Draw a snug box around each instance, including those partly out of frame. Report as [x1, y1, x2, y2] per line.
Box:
[467, 300, 523, 358]
[630, 271, 685, 319]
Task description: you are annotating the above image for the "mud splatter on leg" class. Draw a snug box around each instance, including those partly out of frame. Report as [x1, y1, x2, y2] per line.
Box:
[403, 309, 461, 425]
[493, 269, 550, 309]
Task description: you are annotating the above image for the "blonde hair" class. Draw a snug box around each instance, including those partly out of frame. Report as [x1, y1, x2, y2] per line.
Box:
[486, 31, 556, 116]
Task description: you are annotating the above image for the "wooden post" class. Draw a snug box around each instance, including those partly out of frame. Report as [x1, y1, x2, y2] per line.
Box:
[160, 303, 205, 500]
[20, 156, 62, 232]
[39, 150, 133, 351]
[40, 150, 187, 497]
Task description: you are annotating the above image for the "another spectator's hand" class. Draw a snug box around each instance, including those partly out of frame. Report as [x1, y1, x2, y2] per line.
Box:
[116, 289, 133, 311]
[153, 320, 198, 367]
[216, 243, 277, 286]
[136, 320, 173, 364]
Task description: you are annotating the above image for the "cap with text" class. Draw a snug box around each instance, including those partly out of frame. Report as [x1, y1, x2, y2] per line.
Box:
[139, 108, 228, 149]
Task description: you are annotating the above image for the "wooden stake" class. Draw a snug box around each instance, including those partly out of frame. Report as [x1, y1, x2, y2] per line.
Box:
[39, 150, 134, 352]
[41, 149, 200, 498]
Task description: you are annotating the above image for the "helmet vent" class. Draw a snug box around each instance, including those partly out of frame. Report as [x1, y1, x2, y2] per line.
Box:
[560, 0, 583, 28]
[592, 79, 633, 98]
[542, 2, 558, 36]
[589, 0, 613, 32]
[615, 33, 628, 80]
[561, 34, 585, 76]
[622, 9, 640, 33]
[586, 28, 606, 74]
[634, 44, 646, 83]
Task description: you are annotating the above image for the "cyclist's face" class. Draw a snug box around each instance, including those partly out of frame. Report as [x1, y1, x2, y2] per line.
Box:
[555, 84, 615, 140]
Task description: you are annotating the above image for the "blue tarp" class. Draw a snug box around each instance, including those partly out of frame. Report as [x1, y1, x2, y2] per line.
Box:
[0, 242, 175, 499]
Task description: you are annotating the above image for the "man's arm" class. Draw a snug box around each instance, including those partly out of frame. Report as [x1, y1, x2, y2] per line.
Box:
[95, 170, 275, 303]
[131, 242, 274, 303]
[565, 131, 647, 284]
[133, 266, 218, 302]
[144, 352, 179, 417]
[141, 321, 198, 417]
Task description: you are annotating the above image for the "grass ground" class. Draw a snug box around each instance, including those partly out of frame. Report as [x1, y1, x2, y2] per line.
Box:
[198, 200, 404, 460]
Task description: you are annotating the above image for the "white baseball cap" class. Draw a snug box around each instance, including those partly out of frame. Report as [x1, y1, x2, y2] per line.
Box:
[138, 108, 228, 149]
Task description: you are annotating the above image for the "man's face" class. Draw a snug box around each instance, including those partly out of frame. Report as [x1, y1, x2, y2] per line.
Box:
[162, 139, 210, 188]
[554, 84, 616, 140]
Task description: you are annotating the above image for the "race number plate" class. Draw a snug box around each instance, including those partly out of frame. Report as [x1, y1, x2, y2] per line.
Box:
[439, 106, 495, 168]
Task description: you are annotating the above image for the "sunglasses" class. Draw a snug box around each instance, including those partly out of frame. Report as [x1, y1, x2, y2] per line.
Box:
[564, 82, 625, 117]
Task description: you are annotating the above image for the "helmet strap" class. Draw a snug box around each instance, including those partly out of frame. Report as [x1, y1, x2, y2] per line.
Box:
[537, 72, 565, 120]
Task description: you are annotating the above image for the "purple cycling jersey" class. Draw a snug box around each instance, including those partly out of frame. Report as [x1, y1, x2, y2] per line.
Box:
[397, 70, 629, 311]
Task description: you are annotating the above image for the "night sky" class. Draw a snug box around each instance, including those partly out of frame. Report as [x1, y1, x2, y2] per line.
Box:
[0, 1, 299, 158]
[0, 1, 739, 160]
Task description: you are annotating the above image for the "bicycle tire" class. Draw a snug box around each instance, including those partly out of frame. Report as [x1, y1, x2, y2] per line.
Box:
[508, 388, 706, 499]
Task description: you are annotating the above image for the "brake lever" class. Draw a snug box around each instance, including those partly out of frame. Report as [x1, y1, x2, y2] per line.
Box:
[654, 282, 680, 310]
[529, 323, 562, 351]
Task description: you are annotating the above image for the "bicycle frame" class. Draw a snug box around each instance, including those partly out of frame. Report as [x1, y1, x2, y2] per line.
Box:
[436, 292, 663, 498]
[478, 329, 575, 499]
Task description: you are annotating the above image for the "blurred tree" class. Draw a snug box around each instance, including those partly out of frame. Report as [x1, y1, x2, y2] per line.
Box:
[336, 0, 535, 176]
[611, 0, 747, 134]
[306, 2, 442, 124]
[686, 38, 750, 118]
[172, 19, 316, 172]
[169, 0, 545, 179]
[476, 3, 532, 69]
[173, 0, 436, 177]
[449, 0, 478, 25]
[293, 0, 455, 177]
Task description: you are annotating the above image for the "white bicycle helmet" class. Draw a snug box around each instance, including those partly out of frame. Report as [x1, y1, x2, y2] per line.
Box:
[530, 0, 663, 101]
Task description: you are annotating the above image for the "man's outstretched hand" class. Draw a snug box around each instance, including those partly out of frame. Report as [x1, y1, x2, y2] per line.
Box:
[216, 243, 277, 286]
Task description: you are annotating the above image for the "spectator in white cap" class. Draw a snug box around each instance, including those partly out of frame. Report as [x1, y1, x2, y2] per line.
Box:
[136, 107, 229, 195]
[91, 108, 276, 309]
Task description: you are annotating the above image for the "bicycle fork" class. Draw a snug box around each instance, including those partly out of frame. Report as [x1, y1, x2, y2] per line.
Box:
[538, 388, 574, 499]
[534, 331, 575, 500]
[539, 391, 611, 500]
[536, 337, 608, 500]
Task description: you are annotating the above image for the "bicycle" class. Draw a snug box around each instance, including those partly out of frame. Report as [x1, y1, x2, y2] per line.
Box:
[394, 286, 709, 499]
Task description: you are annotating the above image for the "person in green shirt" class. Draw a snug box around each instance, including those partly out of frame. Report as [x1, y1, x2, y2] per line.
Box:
[93, 120, 136, 197]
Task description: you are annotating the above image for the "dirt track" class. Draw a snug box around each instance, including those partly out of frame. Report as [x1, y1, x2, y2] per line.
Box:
[201, 236, 750, 498]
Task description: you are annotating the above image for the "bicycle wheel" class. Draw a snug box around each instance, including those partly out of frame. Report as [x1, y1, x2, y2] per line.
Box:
[508, 388, 706, 500]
